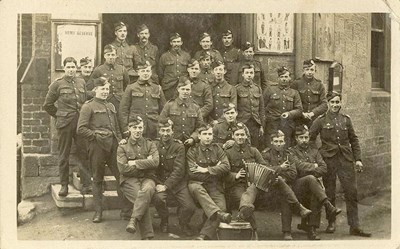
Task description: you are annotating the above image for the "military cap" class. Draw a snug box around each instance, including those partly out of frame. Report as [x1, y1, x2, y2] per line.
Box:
[128, 115, 143, 127]
[170, 32, 181, 41]
[242, 41, 254, 51]
[104, 44, 116, 54]
[222, 29, 233, 36]
[295, 125, 309, 135]
[241, 63, 255, 72]
[136, 60, 151, 70]
[326, 91, 342, 101]
[211, 60, 225, 69]
[199, 51, 212, 61]
[232, 122, 247, 134]
[277, 66, 290, 76]
[80, 57, 91, 66]
[177, 76, 191, 88]
[63, 57, 77, 67]
[223, 103, 236, 113]
[303, 59, 315, 68]
[93, 77, 108, 87]
[137, 24, 149, 33]
[197, 123, 213, 134]
[199, 32, 211, 41]
[158, 118, 174, 128]
[114, 22, 127, 31]
[187, 59, 200, 68]
[270, 130, 285, 139]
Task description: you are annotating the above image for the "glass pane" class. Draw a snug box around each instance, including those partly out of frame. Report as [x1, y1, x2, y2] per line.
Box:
[371, 13, 384, 30]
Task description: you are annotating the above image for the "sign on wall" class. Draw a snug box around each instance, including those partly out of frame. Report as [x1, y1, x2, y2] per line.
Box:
[54, 23, 98, 70]
[255, 13, 294, 53]
[314, 13, 335, 61]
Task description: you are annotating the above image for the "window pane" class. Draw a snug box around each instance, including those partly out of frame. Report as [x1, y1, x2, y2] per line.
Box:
[371, 13, 384, 31]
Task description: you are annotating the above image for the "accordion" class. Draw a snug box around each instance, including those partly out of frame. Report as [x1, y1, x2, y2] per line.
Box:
[243, 160, 277, 192]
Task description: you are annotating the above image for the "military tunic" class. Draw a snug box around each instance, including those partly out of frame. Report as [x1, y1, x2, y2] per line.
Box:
[110, 39, 136, 76]
[189, 77, 213, 120]
[209, 79, 237, 121]
[132, 42, 159, 83]
[197, 67, 214, 83]
[236, 60, 268, 90]
[221, 46, 241, 84]
[212, 119, 251, 145]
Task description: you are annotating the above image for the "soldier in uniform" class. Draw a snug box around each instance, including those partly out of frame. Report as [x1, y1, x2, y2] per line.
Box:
[117, 116, 159, 240]
[159, 77, 204, 146]
[79, 57, 93, 83]
[263, 66, 302, 148]
[186, 124, 232, 240]
[209, 61, 237, 122]
[159, 33, 191, 101]
[77, 77, 125, 222]
[310, 91, 371, 237]
[109, 22, 136, 81]
[119, 61, 166, 140]
[88, 44, 130, 111]
[220, 29, 241, 84]
[236, 64, 265, 150]
[288, 125, 341, 240]
[132, 24, 159, 83]
[197, 51, 214, 83]
[236, 42, 267, 90]
[193, 32, 223, 63]
[186, 59, 213, 120]
[291, 59, 327, 127]
[152, 118, 196, 236]
[43, 57, 89, 197]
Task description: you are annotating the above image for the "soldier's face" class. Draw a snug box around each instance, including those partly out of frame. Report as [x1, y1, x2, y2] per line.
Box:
[177, 84, 191, 99]
[94, 83, 110, 100]
[295, 132, 310, 148]
[199, 128, 213, 145]
[303, 65, 316, 79]
[242, 68, 255, 82]
[137, 29, 150, 44]
[200, 37, 212, 50]
[223, 109, 237, 123]
[243, 47, 255, 60]
[129, 122, 144, 140]
[278, 72, 291, 87]
[212, 65, 226, 80]
[187, 64, 201, 78]
[115, 26, 127, 41]
[222, 34, 233, 47]
[271, 136, 285, 151]
[81, 64, 93, 76]
[233, 129, 247, 145]
[328, 96, 342, 113]
[138, 66, 152, 81]
[104, 50, 117, 64]
[159, 126, 173, 143]
[200, 57, 212, 69]
[170, 37, 183, 51]
[64, 62, 77, 77]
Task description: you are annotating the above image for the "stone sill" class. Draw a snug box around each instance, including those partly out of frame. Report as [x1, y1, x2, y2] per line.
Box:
[370, 89, 391, 102]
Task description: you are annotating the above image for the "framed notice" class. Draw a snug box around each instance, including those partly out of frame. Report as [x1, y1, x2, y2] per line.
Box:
[54, 23, 98, 70]
[255, 13, 294, 54]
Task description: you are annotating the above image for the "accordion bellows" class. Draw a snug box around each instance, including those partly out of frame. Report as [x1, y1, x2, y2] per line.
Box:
[243, 161, 277, 192]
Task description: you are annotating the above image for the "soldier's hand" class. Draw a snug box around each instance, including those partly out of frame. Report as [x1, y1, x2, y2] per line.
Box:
[280, 161, 289, 169]
[147, 155, 153, 160]
[184, 138, 194, 146]
[128, 160, 136, 167]
[119, 138, 127, 145]
[191, 166, 208, 173]
[223, 140, 235, 149]
[156, 184, 167, 193]
[281, 112, 289, 119]
[259, 126, 264, 137]
[236, 168, 246, 179]
[355, 160, 364, 173]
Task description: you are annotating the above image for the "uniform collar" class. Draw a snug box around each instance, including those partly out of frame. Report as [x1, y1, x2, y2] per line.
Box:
[63, 75, 74, 83]
[223, 46, 234, 52]
[303, 75, 314, 83]
[233, 142, 248, 152]
[242, 80, 253, 87]
[170, 49, 181, 56]
[199, 143, 212, 151]
[93, 97, 107, 104]
[278, 84, 290, 90]
[296, 144, 309, 151]
[176, 97, 190, 107]
[213, 79, 227, 87]
[129, 136, 145, 146]
[137, 79, 150, 85]
[114, 39, 128, 47]
[104, 63, 115, 70]
[160, 138, 173, 148]
[327, 110, 340, 118]
[139, 41, 150, 49]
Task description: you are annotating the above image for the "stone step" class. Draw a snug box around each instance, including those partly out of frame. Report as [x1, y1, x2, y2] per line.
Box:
[72, 172, 118, 191]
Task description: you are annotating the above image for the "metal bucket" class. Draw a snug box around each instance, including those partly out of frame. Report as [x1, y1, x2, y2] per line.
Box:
[217, 221, 254, 240]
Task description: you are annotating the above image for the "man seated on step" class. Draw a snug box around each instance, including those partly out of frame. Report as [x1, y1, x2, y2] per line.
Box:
[225, 125, 312, 240]
[116, 116, 159, 240]
[186, 124, 232, 240]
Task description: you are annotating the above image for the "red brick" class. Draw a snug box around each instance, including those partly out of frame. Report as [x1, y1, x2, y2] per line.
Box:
[23, 105, 41, 112]
[32, 139, 49, 147]
[22, 139, 32, 146]
[40, 146, 51, 154]
[32, 98, 45, 105]
[23, 98, 33, 104]
[23, 132, 40, 139]
[22, 113, 32, 119]
[23, 119, 40, 125]
[33, 112, 48, 120]
[22, 126, 31, 132]
[32, 125, 49, 133]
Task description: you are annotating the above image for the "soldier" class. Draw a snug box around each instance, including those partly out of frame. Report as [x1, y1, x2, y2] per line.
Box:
[209, 61, 237, 122]
[236, 64, 265, 150]
[132, 24, 159, 83]
[193, 32, 223, 63]
[79, 57, 93, 83]
[77, 77, 125, 222]
[88, 44, 130, 111]
[310, 91, 371, 237]
[263, 66, 302, 148]
[159, 33, 191, 101]
[159, 77, 204, 146]
[220, 29, 241, 84]
[152, 118, 196, 236]
[288, 125, 341, 240]
[117, 116, 159, 240]
[43, 57, 89, 197]
[109, 22, 136, 80]
[119, 61, 166, 140]
[291, 59, 328, 127]
[197, 51, 214, 83]
[186, 59, 213, 120]
[186, 124, 232, 240]
[236, 42, 267, 90]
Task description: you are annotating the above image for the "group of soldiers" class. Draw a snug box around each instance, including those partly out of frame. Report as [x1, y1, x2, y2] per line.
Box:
[43, 21, 371, 240]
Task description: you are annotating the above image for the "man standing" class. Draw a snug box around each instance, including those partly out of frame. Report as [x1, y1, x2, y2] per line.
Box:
[197, 51, 214, 83]
[310, 91, 371, 237]
[79, 57, 93, 83]
[132, 24, 159, 83]
[153, 118, 196, 236]
[159, 33, 191, 101]
[186, 124, 232, 240]
[43, 57, 88, 197]
[291, 59, 327, 127]
[77, 77, 125, 223]
[288, 125, 341, 240]
[88, 44, 130, 111]
[117, 116, 159, 240]
[119, 61, 166, 139]
[220, 30, 241, 84]
[193, 32, 223, 63]
[263, 66, 302, 148]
